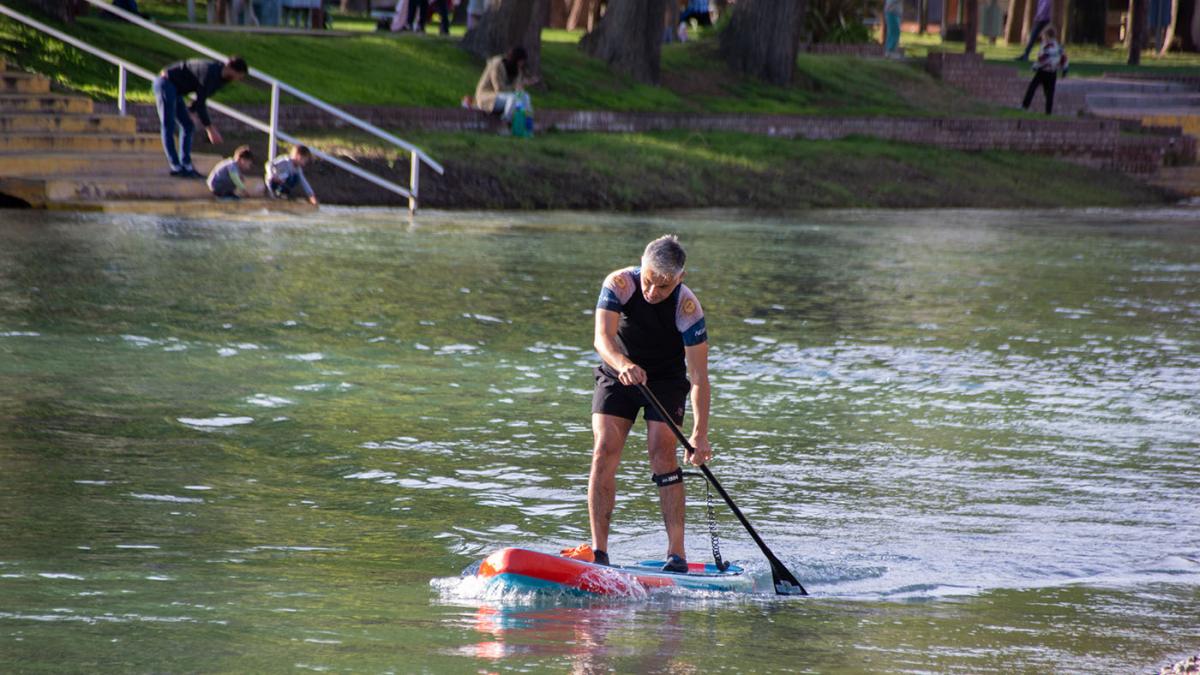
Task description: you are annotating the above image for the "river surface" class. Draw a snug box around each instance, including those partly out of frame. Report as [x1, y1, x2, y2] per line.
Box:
[1, 207, 1197, 674]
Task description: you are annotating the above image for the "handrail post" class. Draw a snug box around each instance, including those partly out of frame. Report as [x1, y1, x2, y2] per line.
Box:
[409, 152, 419, 214]
[118, 64, 127, 116]
[268, 81, 280, 162]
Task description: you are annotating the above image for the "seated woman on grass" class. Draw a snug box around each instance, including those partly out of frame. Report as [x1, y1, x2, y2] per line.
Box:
[469, 47, 532, 122]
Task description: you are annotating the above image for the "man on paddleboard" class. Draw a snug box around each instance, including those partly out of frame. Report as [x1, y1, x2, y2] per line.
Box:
[589, 235, 712, 573]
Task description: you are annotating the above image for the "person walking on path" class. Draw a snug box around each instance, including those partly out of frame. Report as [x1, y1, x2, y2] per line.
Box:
[884, 0, 904, 58]
[1022, 25, 1068, 115]
[152, 56, 248, 178]
[1016, 0, 1053, 61]
[588, 235, 712, 573]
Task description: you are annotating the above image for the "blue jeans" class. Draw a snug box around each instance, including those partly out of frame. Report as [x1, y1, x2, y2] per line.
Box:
[885, 11, 902, 52]
[152, 76, 194, 171]
[492, 91, 532, 121]
[270, 173, 301, 197]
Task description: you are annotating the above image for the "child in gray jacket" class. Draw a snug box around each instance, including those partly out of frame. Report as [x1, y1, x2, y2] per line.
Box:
[265, 145, 318, 206]
[207, 145, 255, 199]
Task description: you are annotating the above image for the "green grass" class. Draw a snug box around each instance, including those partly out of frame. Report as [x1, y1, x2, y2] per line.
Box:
[895, 30, 1200, 78]
[4, 0, 1197, 114]
[238, 129, 1171, 209]
[0, 0, 998, 116]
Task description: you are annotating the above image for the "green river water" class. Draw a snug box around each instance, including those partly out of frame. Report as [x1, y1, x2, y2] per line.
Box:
[0, 207, 1197, 674]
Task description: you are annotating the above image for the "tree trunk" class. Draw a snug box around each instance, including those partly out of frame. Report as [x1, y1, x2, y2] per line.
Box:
[718, 0, 806, 86]
[565, 0, 599, 31]
[1021, 0, 1034, 43]
[1188, 0, 1200, 51]
[1004, 0, 1024, 42]
[964, 0, 979, 52]
[1053, 0, 1069, 41]
[462, 0, 548, 79]
[1128, 0, 1147, 64]
[339, 0, 369, 13]
[579, 0, 667, 84]
[1158, 0, 1180, 54]
[35, 0, 78, 21]
[919, 0, 929, 34]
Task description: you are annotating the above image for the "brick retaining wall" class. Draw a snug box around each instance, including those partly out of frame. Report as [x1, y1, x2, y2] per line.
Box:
[100, 99, 1192, 174]
[925, 52, 1088, 117]
[804, 43, 886, 57]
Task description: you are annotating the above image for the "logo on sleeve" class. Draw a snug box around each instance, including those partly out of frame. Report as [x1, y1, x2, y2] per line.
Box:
[682, 299, 697, 315]
[613, 274, 628, 290]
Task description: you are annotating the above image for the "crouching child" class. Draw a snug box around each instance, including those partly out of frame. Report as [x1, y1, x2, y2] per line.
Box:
[265, 145, 319, 206]
[207, 145, 255, 199]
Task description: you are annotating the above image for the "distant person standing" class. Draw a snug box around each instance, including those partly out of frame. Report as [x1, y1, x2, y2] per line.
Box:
[1022, 25, 1068, 115]
[884, 0, 903, 58]
[676, 0, 710, 41]
[408, 0, 451, 34]
[1017, 0, 1053, 61]
[152, 56, 248, 177]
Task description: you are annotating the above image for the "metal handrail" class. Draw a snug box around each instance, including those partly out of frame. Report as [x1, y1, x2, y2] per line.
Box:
[0, 0, 443, 211]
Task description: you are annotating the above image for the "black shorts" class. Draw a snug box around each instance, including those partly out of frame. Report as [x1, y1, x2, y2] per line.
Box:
[591, 367, 690, 425]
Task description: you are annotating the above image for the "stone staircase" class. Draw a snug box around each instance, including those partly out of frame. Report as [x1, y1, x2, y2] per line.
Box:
[0, 60, 305, 211]
[1079, 76, 1200, 197]
[1081, 76, 1200, 142]
[925, 53, 1199, 196]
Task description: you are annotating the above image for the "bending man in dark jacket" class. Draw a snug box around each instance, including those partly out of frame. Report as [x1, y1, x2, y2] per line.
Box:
[152, 56, 248, 177]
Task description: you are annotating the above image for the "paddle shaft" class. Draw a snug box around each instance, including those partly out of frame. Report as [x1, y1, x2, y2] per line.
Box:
[635, 383, 807, 595]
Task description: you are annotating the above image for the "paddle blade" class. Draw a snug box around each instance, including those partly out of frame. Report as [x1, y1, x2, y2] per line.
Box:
[771, 562, 808, 596]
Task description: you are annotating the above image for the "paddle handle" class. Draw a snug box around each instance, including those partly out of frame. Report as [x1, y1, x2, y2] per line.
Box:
[635, 383, 807, 595]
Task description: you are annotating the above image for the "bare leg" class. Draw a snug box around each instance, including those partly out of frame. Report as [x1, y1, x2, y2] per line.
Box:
[647, 421, 685, 560]
[589, 414, 633, 554]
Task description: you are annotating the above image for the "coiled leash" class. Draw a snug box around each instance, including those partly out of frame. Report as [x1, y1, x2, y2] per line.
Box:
[652, 468, 731, 572]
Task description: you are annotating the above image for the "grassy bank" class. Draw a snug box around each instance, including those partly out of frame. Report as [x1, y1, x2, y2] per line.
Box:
[212, 129, 1175, 210]
[0, 0, 1004, 116]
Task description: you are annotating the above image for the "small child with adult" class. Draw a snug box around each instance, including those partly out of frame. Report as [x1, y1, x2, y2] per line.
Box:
[265, 144, 319, 206]
[1022, 26, 1068, 115]
[207, 145, 256, 199]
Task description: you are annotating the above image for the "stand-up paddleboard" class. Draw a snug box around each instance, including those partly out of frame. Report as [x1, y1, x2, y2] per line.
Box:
[476, 547, 755, 596]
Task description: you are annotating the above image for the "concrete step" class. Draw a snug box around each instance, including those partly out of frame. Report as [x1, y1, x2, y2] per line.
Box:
[0, 151, 221, 178]
[1, 72, 51, 94]
[1060, 78, 1194, 95]
[1086, 93, 1200, 110]
[1147, 165, 1200, 197]
[0, 174, 214, 206]
[0, 132, 161, 152]
[0, 113, 137, 134]
[0, 94, 94, 114]
[49, 198, 318, 215]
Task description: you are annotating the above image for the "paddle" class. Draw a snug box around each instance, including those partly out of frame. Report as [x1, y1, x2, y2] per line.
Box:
[636, 382, 808, 596]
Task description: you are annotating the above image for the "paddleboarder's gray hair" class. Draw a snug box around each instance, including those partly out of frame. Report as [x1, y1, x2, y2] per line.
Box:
[642, 235, 686, 277]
